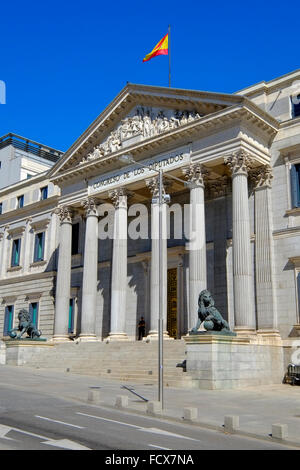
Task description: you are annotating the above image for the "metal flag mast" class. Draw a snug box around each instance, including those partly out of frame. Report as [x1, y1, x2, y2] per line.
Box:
[168, 24, 171, 88]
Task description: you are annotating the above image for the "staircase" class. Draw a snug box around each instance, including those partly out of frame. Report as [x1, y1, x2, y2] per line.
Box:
[15, 339, 193, 388]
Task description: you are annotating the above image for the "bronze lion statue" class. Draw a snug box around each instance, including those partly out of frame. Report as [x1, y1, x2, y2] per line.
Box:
[8, 308, 42, 339]
[190, 289, 231, 333]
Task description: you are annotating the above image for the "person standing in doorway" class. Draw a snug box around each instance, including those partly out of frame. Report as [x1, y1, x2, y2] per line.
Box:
[138, 316, 146, 340]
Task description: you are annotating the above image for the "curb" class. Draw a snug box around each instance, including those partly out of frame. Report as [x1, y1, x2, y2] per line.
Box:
[87, 399, 300, 449]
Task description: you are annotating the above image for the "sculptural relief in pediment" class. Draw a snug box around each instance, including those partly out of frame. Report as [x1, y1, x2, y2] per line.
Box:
[80, 106, 203, 164]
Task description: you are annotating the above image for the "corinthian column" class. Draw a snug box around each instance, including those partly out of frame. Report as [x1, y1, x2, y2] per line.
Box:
[80, 198, 98, 341]
[225, 150, 256, 334]
[108, 188, 129, 341]
[54, 206, 73, 341]
[251, 165, 279, 336]
[146, 176, 169, 338]
[182, 163, 208, 331]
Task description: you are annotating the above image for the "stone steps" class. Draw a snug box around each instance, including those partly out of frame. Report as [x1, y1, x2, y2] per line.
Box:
[15, 339, 190, 388]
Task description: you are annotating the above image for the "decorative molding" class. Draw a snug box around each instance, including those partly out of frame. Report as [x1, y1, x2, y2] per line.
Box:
[7, 226, 26, 237]
[224, 149, 254, 176]
[145, 176, 171, 199]
[1, 295, 17, 304]
[273, 227, 300, 239]
[51, 105, 277, 186]
[25, 292, 43, 301]
[286, 207, 300, 216]
[108, 187, 130, 208]
[7, 266, 22, 272]
[182, 163, 209, 187]
[30, 218, 51, 231]
[79, 107, 202, 164]
[289, 256, 300, 268]
[81, 197, 98, 216]
[55, 206, 73, 223]
[250, 164, 273, 189]
[29, 260, 47, 268]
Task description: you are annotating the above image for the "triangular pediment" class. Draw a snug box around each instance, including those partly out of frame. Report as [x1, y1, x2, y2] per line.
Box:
[49, 84, 247, 179]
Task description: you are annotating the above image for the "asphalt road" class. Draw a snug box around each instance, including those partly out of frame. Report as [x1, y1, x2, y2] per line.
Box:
[0, 383, 297, 451]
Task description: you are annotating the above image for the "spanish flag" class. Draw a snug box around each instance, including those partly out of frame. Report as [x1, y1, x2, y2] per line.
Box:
[143, 33, 169, 62]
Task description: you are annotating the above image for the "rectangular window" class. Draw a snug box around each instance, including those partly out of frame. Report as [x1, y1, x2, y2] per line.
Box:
[17, 195, 24, 209]
[68, 298, 75, 334]
[29, 302, 39, 328]
[3, 305, 14, 335]
[71, 223, 80, 255]
[291, 163, 300, 208]
[0, 203, 2, 215]
[292, 95, 300, 118]
[11, 238, 21, 267]
[34, 232, 45, 262]
[40, 186, 48, 200]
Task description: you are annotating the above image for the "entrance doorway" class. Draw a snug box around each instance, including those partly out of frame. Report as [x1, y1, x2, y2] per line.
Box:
[167, 268, 178, 338]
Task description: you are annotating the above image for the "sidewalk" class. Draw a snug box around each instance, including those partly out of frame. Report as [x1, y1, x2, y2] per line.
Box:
[1, 364, 300, 447]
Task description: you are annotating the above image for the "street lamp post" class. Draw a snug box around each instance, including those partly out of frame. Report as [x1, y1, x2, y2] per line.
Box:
[158, 167, 164, 406]
[119, 154, 191, 409]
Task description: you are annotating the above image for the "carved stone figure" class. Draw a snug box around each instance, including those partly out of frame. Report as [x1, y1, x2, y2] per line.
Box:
[79, 106, 202, 164]
[8, 309, 42, 340]
[190, 289, 234, 334]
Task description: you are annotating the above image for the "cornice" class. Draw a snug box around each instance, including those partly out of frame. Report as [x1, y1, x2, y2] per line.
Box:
[50, 105, 278, 187]
[0, 270, 56, 286]
[49, 82, 279, 179]
[0, 171, 49, 197]
[235, 69, 300, 97]
[279, 116, 300, 131]
[0, 195, 59, 223]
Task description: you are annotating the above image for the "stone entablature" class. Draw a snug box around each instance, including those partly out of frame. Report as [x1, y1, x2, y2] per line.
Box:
[89, 147, 190, 195]
[49, 85, 278, 187]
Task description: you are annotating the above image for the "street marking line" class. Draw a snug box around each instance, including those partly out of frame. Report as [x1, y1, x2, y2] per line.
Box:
[35, 415, 85, 429]
[41, 439, 90, 450]
[0, 422, 88, 450]
[76, 412, 200, 442]
[140, 427, 199, 441]
[149, 444, 171, 450]
[0, 423, 46, 440]
[0, 424, 17, 441]
[76, 412, 141, 429]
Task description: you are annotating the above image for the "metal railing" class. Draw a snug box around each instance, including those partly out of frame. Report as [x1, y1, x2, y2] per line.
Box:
[0, 133, 63, 163]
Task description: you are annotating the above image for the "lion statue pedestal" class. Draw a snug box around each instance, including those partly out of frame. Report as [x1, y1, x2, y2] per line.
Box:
[182, 290, 284, 389]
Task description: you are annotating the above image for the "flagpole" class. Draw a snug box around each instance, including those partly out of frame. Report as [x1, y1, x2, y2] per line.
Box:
[168, 24, 171, 88]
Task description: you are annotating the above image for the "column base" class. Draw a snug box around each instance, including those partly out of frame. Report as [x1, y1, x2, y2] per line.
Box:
[52, 335, 72, 343]
[78, 334, 99, 342]
[256, 329, 282, 345]
[107, 332, 129, 342]
[145, 330, 172, 341]
[234, 327, 257, 339]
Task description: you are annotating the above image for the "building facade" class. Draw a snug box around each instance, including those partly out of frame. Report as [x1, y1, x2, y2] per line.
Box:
[0, 70, 300, 361]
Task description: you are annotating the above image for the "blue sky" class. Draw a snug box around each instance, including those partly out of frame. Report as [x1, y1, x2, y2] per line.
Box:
[0, 0, 299, 151]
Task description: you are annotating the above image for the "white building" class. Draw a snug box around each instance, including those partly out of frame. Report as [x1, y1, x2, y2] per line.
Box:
[0, 69, 300, 384]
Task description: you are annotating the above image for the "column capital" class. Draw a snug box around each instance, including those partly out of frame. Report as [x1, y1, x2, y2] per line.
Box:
[145, 176, 171, 199]
[224, 150, 254, 176]
[55, 206, 73, 223]
[249, 164, 273, 189]
[81, 197, 98, 216]
[109, 187, 130, 208]
[182, 163, 209, 187]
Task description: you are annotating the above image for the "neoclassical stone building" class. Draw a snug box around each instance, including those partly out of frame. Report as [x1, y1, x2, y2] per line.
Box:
[0, 69, 300, 364]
